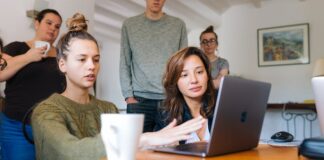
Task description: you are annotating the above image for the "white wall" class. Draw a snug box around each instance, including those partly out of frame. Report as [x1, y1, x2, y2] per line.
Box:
[216, 0, 324, 139]
[98, 0, 324, 108]
[0, 0, 95, 46]
[51, 0, 95, 35]
[96, 0, 324, 107]
[0, 0, 95, 96]
[96, 39, 126, 109]
[0, 1, 34, 45]
[95, 0, 324, 139]
[218, 0, 324, 103]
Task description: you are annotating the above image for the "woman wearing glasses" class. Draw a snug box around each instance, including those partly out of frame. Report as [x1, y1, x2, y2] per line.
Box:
[200, 26, 229, 89]
[0, 9, 65, 160]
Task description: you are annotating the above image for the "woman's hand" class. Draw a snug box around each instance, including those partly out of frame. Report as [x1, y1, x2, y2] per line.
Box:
[213, 68, 229, 89]
[25, 46, 48, 62]
[139, 116, 205, 148]
[0, 46, 48, 82]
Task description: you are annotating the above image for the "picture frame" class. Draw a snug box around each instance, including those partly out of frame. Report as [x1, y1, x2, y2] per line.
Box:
[257, 23, 310, 67]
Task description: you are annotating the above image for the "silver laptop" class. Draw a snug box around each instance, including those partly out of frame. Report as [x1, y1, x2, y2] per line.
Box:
[153, 76, 271, 157]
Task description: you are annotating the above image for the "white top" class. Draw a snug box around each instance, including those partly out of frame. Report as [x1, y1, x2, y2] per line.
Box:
[186, 121, 210, 144]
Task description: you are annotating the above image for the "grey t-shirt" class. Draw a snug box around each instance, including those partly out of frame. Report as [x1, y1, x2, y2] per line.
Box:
[210, 57, 229, 79]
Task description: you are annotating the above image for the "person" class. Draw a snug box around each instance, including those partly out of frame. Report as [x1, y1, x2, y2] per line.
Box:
[0, 37, 5, 107]
[200, 25, 229, 89]
[0, 36, 4, 99]
[119, 0, 188, 132]
[0, 37, 3, 159]
[0, 9, 65, 160]
[0, 37, 2, 50]
[31, 13, 204, 160]
[154, 47, 216, 144]
[0, 37, 6, 71]
[0, 36, 5, 101]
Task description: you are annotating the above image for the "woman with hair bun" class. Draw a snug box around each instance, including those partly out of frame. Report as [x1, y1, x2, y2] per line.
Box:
[200, 25, 229, 89]
[31, 13, 204, 160]
[0, 9, 64, 160]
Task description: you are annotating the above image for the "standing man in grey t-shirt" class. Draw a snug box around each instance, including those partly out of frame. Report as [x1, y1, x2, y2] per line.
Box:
[119, 0, 188, 132]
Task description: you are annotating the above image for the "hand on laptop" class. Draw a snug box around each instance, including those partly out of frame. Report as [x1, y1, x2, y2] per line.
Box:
[139, 116, 205, 148]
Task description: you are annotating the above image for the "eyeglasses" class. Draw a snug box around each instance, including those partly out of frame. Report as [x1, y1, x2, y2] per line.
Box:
[0, 53, 7, 71]
[200, 39, 217, 46]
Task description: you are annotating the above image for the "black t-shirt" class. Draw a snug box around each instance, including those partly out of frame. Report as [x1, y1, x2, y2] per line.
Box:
[3, 41, 65, 122]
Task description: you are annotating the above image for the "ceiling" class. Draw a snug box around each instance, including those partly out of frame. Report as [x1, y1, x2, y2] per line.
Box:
[93, 0, 267, 41]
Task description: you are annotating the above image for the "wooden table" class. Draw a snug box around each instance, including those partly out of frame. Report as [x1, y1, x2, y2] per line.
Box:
[103, 144, 305, 160]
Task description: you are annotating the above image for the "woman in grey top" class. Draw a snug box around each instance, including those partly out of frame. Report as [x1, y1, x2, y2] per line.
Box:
[200, 26, 229, 89]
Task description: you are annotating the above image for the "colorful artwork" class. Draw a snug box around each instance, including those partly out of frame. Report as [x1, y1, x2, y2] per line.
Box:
[258, 23, 309, 67]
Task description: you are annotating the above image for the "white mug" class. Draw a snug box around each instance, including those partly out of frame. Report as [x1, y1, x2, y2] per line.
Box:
[101, 114, 144, 160]
[34, 40, 50, 56]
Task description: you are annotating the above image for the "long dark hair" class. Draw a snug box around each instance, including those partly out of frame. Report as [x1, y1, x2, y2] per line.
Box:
[162, 47, 216, 124]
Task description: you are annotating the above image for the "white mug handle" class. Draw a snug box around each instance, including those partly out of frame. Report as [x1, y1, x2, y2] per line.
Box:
[108, 125, 120, 158]
[44, 43, 50, 56]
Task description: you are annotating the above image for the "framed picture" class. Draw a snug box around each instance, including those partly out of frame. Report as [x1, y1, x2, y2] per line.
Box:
[257, 23, 310, 67]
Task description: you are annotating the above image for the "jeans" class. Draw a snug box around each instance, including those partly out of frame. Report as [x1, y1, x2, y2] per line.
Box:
[0, 113, 35, 160]
[127, 97, 162, 133]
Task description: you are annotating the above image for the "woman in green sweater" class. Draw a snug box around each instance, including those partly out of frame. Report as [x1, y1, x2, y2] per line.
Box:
[31, 13, 204, 160]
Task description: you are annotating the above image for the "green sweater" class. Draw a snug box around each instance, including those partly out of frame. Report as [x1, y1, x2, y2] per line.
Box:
[31, 93, 119, 160]
[120, 13, 188, 100]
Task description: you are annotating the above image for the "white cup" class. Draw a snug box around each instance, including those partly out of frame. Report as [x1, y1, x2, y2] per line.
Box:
[101, 114, 144, 160]
[34, 40, 50, 56]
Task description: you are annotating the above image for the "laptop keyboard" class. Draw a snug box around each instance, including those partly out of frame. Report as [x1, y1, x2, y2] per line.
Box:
[174, 142, 208, 152]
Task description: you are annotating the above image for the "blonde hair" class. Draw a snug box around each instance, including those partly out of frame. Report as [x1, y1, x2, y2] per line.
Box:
[56, 13, 97, 62]
[66, 13, 88, 32]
